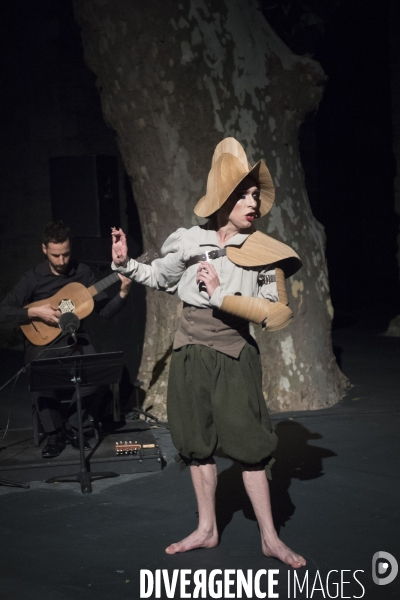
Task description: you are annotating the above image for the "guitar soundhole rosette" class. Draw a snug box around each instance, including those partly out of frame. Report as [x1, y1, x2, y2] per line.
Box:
[58, 299, 75, 313]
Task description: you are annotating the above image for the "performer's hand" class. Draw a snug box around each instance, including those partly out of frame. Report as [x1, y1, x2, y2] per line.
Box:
[196, 262, 220, 297]
[118, 274, 132, 298]
[111, 227, 128, 266]
[27, 304, 61, 326]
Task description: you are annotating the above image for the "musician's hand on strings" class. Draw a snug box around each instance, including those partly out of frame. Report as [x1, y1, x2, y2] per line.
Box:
[111, 227, 128, 266]
[27, 304, 61, 326]
[118, 274, 132, 298]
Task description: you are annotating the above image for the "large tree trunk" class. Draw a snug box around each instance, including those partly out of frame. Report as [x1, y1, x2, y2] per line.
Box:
[74, 0, 348, 415]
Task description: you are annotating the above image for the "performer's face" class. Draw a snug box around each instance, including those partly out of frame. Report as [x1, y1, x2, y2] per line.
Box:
[220, 176, 260, 231]
[42, 240, 72, 275]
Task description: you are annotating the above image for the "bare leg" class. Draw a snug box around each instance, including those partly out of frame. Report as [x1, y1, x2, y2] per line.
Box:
[242, 469, 306, 569]
[165, 462, 219, 554]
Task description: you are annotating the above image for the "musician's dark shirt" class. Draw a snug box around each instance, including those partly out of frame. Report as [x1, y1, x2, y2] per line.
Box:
[0, 259, 127, 325]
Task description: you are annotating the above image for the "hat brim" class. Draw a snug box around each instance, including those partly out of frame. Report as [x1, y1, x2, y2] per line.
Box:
[194, 157, 275, 218]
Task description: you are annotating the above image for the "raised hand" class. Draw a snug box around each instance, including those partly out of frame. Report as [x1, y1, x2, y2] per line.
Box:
[196, 262, 220, 298]
[111, 227, 128, 266]
[27, 304, 61, 326]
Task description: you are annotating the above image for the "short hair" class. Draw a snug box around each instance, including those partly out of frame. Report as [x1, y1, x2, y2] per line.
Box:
[42, 220, 71, 246]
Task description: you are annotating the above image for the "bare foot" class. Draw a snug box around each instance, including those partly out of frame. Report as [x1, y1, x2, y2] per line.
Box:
[262, 537, 306, 569]
[165, 528, 218, 554]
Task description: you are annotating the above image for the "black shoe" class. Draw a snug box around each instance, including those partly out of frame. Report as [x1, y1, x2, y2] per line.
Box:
[42, 433, 66, 459]
[65, 428, 91, 450]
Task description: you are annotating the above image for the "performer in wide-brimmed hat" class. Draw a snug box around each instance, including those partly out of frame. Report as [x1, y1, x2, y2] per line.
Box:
[111, 137, 305, 568]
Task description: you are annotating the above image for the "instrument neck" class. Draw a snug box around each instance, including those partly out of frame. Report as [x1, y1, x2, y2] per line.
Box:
[87, 272, 121, 297]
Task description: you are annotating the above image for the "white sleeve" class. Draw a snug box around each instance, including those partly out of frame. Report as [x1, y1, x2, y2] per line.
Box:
[257, 268, 279, 302]
[112, 228, 187, 292]
[209, 267, 280, 309]
[208, 285, 227, 309]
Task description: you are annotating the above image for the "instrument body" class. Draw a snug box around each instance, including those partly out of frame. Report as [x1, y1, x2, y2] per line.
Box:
[20, 282, 96, 346]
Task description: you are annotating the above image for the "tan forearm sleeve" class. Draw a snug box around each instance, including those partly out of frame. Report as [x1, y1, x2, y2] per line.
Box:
[264, 301, 293, 331]
[220, 294, 293, 331]
[221, 295, 270, 324]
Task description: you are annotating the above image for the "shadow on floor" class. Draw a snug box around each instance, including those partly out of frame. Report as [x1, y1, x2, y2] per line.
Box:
[215, 420, 337, 538]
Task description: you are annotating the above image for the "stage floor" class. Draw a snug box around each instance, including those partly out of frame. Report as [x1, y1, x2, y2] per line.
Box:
[0, 315, 399, 600]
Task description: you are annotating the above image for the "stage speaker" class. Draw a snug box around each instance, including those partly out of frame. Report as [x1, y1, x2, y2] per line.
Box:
[49, 155, 120, 237]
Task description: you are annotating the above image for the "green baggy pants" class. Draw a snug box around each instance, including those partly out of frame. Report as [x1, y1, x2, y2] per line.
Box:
[167, 342, 278, 477]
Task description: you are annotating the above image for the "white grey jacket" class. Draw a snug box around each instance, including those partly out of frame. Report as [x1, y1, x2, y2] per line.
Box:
[112, 226, 279, 308]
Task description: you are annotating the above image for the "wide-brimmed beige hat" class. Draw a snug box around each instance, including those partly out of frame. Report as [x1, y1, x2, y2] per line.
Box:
[194, 137, 275, 218]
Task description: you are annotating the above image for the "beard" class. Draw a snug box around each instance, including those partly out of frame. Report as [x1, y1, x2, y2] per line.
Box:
[50, 262, 68, 274]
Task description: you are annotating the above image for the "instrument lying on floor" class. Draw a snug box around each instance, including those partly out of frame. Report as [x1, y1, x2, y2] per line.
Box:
[20, 251, 157, 346]
[115, 441, 157, 455]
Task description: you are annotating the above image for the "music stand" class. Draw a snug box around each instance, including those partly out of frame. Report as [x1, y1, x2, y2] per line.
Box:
[29, 352, 124, 494]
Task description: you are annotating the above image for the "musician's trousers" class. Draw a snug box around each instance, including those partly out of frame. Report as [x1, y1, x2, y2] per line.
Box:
[26, 334, 102, 433]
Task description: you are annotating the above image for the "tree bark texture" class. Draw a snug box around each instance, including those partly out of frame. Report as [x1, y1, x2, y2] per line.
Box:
[74, 0, 348, 415]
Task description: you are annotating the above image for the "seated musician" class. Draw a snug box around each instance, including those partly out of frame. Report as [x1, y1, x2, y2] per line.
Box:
[0, 220, 131, 458]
